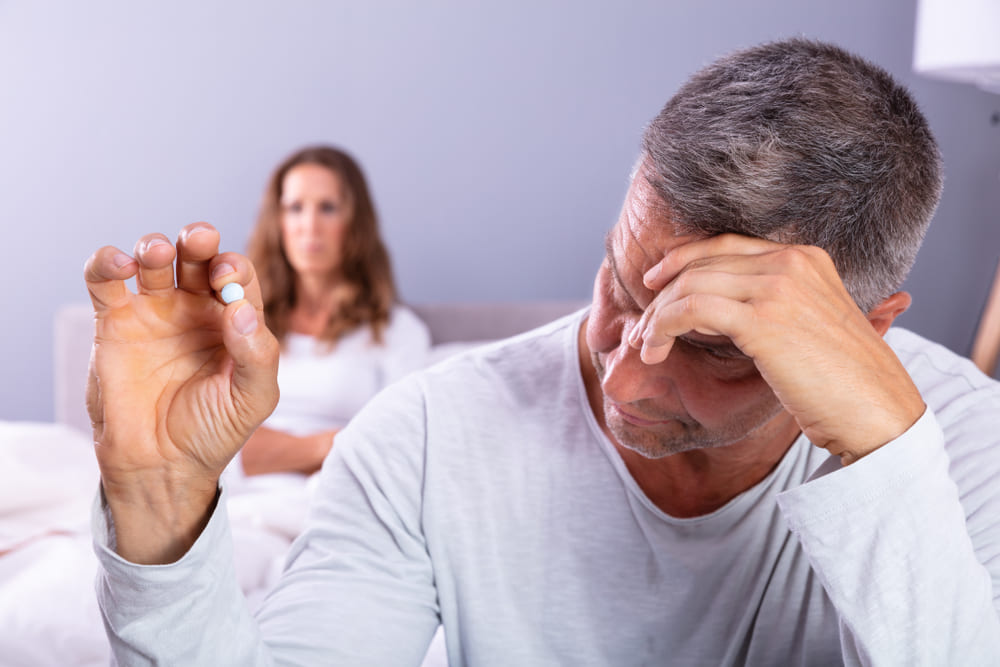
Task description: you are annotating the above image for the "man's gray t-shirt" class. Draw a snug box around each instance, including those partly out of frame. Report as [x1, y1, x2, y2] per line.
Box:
[95, 311, 1000, 665]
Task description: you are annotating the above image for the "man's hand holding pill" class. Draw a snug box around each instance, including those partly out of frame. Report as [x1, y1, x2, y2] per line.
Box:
[83, 222, 280, 564]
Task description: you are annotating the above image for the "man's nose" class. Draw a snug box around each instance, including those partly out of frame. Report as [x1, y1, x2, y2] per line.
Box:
[601, 335, 673, 405]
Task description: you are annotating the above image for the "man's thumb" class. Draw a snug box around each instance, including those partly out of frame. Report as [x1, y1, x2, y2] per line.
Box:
[222, 301, 280, 427]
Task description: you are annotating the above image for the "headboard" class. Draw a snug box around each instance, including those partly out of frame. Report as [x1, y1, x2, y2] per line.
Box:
[54, 300, 588, 435]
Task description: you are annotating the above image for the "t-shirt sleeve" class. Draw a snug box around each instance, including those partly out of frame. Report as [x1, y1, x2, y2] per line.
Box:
[92, 375, 440, 665]
[93, 484, 273, 665]
[253, 374, 440, 664]
[777, 408, 1000, 664]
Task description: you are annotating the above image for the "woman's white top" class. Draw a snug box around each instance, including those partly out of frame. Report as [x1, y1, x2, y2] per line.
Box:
[262, 305, 432, 437]
[223, 305, 431, 486]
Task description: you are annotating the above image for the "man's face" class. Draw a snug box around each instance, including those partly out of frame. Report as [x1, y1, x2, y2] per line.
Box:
[584, 172, 787, 459]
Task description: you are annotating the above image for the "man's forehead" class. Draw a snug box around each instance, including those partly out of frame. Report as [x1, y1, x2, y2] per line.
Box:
[605, 220, 654, 277]
[606, 172, 697, 275]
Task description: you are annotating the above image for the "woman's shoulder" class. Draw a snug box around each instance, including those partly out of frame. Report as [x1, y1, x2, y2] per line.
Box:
[388, 304, 429, 331]
[384, 304, 432, 347]
[389, 303, 424, 325]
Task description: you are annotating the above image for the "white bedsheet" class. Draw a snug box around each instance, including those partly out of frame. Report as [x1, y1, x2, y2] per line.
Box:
[0, 421, 447, 665]
[0, 422, 105, 665]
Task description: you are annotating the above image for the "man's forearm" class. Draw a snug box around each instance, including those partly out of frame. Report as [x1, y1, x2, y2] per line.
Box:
[778, 411, 1000, 663]
[94, 485, 271, 665]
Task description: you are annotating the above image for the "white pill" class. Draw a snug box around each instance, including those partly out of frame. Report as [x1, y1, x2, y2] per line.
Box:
[220, 282, 245, 304]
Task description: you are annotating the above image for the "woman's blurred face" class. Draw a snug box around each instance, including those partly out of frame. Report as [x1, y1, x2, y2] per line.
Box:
[279, 163, 353, 281]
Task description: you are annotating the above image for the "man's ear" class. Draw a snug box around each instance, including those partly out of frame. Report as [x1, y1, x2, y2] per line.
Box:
[867, 291, 912, 336]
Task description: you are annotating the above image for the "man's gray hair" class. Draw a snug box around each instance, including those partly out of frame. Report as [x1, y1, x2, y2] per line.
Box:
[641, 38, 943, 313]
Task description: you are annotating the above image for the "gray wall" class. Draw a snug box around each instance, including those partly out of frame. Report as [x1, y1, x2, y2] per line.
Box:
[1, 1, 998, 423]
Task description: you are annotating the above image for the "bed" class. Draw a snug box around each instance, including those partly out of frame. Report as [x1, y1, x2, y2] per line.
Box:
[1, 299, 585, 665]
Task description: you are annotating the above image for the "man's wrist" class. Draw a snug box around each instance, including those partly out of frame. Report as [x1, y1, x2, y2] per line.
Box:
[101, 474, 220, 564]
[835, 395, 927, 465]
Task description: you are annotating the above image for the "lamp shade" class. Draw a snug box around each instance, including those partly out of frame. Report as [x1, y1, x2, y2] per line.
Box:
[913, 0, 1000, 93]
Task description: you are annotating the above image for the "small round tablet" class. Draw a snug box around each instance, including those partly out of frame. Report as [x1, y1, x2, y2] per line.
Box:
[220, 282, 245, 304]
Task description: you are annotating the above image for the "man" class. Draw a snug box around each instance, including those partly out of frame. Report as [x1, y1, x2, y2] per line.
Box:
[87, 39, 1000, 664]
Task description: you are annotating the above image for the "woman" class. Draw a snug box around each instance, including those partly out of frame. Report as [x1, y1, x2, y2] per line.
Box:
[238, 145, 430, 476]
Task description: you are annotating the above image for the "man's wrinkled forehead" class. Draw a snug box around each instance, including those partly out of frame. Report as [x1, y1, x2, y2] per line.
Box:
[608, 168, 699, 276]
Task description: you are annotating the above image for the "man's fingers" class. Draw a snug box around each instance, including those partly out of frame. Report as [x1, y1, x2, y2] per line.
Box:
[639, 294, 753, 363]
[220, 300, 280, 428]
[638, 335, 674, 365]
[176, 223, 221, 294]
[663, 269, 762, 307]
[210, 250, 278, 425]
[209, 252, 265, 309]
[84, 246, 138, 312]
[632, 268, 765, 351]
[134, 234, 177, 296]
[643, 234, 785, 290]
